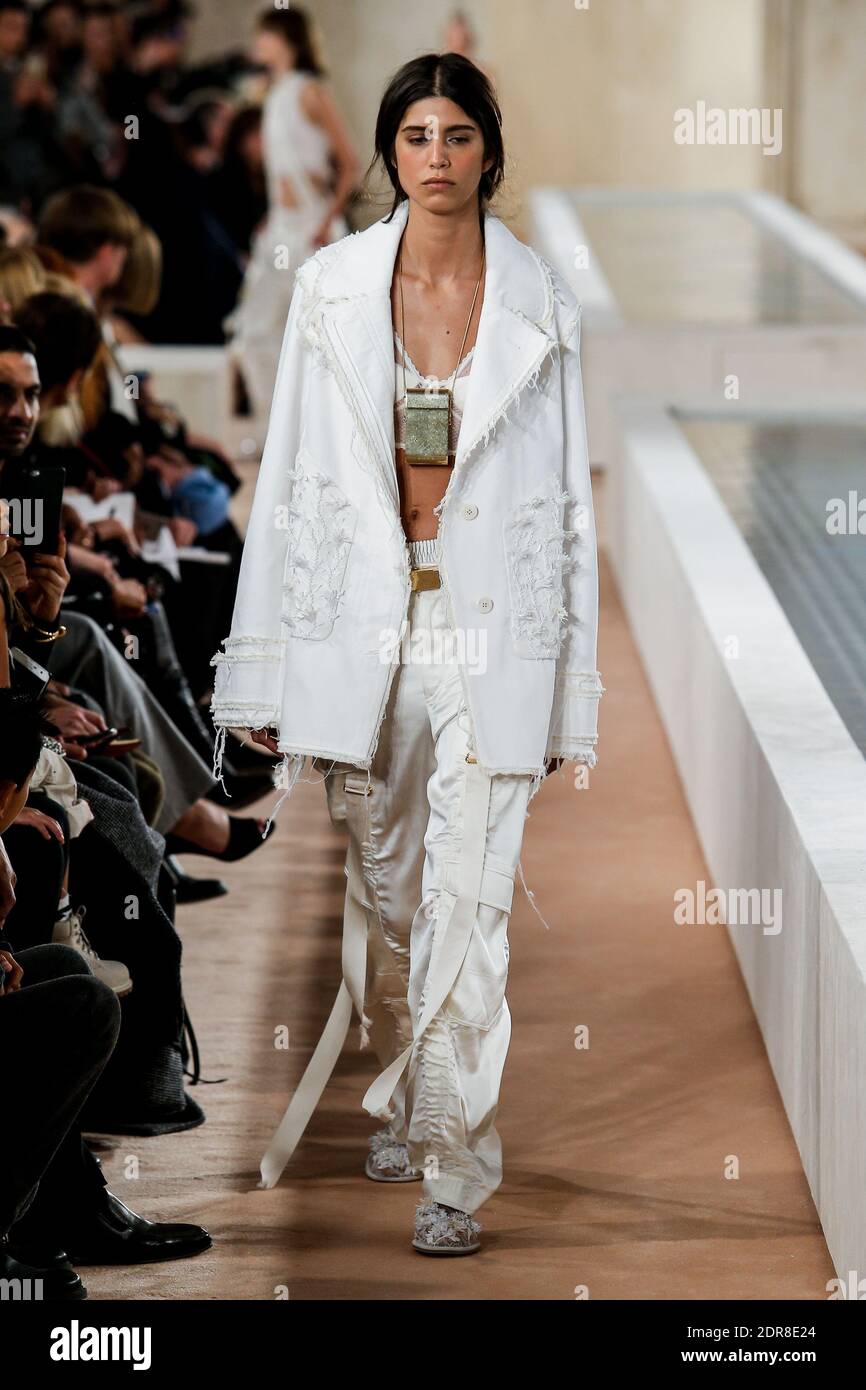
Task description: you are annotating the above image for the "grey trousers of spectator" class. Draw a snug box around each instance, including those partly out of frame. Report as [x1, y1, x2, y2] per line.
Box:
[45, 611, 215, 832]
[0, 944, 120, 1236]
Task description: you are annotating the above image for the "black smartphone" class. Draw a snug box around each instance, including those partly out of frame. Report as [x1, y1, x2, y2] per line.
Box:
[3, 460, 66, 557]
[76, 727, 119, 748]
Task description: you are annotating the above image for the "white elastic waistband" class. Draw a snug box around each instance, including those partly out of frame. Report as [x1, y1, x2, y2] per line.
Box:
[408, 536, 440, 568]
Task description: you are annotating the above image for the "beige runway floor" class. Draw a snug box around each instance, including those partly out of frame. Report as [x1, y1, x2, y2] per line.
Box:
[81, 538, 834, 1300]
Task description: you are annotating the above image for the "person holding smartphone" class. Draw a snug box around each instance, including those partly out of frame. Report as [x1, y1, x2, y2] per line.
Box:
[0, 538, 212, 1299]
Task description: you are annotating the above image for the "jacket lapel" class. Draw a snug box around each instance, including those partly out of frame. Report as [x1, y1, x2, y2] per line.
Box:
[315, 200, 559, 512]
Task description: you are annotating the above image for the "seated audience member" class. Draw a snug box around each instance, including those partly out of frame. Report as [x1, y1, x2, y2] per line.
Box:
[102, 216, 162, 344]
[0, 0, 68, 212]
[35, 183, 140, 431]
[12, 286, 258, 784]
[0, 487, 203, 1134]
[0, 322, 277, 858]
[0, 680, 132, 996]
[37, 185, 244, 487]
[32, 0, 83, 94]
[0, 692, 211, 1302]
[52, 0, 127, 185]
[110, 25, 245, 346]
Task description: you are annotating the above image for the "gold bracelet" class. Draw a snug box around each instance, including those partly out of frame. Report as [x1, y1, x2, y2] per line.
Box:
[17, 605, 66, 641]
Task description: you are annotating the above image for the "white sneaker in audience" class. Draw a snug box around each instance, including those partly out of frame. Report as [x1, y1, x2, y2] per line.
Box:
[52, 904, 133, 998]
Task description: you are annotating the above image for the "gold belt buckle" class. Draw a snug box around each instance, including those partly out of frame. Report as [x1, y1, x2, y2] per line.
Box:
[410, 566, 441, 592]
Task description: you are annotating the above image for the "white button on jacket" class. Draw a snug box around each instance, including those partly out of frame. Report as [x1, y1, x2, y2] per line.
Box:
[210, 198, 604, 784]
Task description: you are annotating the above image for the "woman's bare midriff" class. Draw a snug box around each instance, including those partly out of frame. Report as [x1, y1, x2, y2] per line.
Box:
[396, 446, 452, 540]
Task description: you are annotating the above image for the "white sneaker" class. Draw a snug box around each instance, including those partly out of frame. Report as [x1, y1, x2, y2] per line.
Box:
[52, 905, 133, 998]
[412, 1199, 482, 1256]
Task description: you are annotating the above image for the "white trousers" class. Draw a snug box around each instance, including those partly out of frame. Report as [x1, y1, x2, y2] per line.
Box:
[336, 583, 535, 1214]
[259, 547, 536, 1214]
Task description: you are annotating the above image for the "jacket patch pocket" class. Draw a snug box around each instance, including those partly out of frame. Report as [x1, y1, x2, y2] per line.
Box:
[503, 484, 571, 659]
[281, 456, 357, 640]
[440, 854, 515, 1031]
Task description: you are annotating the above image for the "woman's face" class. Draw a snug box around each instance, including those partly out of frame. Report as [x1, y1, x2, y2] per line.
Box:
[45, 3, 81, 48]
[393, 96, 492, 214]
[0, 8, 28, 63]
[252, 29, 296, 74]
[83, 13, 117, 69]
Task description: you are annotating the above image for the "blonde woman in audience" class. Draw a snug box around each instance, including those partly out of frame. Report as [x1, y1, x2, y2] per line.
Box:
[103, 222, 162, 345]
[0, 248, 47, 321]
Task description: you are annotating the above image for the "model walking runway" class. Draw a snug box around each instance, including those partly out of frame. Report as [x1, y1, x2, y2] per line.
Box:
[212, 51, 602, 1254]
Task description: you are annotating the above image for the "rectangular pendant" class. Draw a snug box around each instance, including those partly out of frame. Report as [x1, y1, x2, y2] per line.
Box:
[404, 387, 452, 464]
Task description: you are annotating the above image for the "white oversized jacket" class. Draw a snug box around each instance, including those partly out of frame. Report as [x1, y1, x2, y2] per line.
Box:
[211, 197, 603, 784]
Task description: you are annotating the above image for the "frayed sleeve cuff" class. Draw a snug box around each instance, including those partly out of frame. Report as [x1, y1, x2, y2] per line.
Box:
[209, 636, 285, 731]
[545, 669, 605, 765]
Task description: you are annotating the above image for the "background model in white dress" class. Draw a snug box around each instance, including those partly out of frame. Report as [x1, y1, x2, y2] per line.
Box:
[228, 69, 348, 418]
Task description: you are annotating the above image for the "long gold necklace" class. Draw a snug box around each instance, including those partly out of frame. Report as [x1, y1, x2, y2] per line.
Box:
[398, 235, 485, 465]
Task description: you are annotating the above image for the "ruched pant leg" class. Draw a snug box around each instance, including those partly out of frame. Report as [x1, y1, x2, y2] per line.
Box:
[405, 591, 533, 1214]
[316, 632, 434, 1144]
[338, 585, 533, 1213]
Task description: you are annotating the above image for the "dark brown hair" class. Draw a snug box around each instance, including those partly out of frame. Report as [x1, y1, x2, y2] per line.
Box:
[37, 185, 139, 264]
[256, 5, 324, 77]
[368, 52, 504, 222]
[14, 292, 102, 392]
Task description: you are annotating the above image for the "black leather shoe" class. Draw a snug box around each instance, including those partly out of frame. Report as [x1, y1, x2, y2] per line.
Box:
[174, 873, 229, 904]
[0, 1235, 87, 1300]
[163, 855, 228, 903]
[64, 1190, 213, 1265]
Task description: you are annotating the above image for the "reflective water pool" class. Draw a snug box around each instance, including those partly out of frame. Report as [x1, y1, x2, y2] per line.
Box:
[678, 413, 866, 755]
